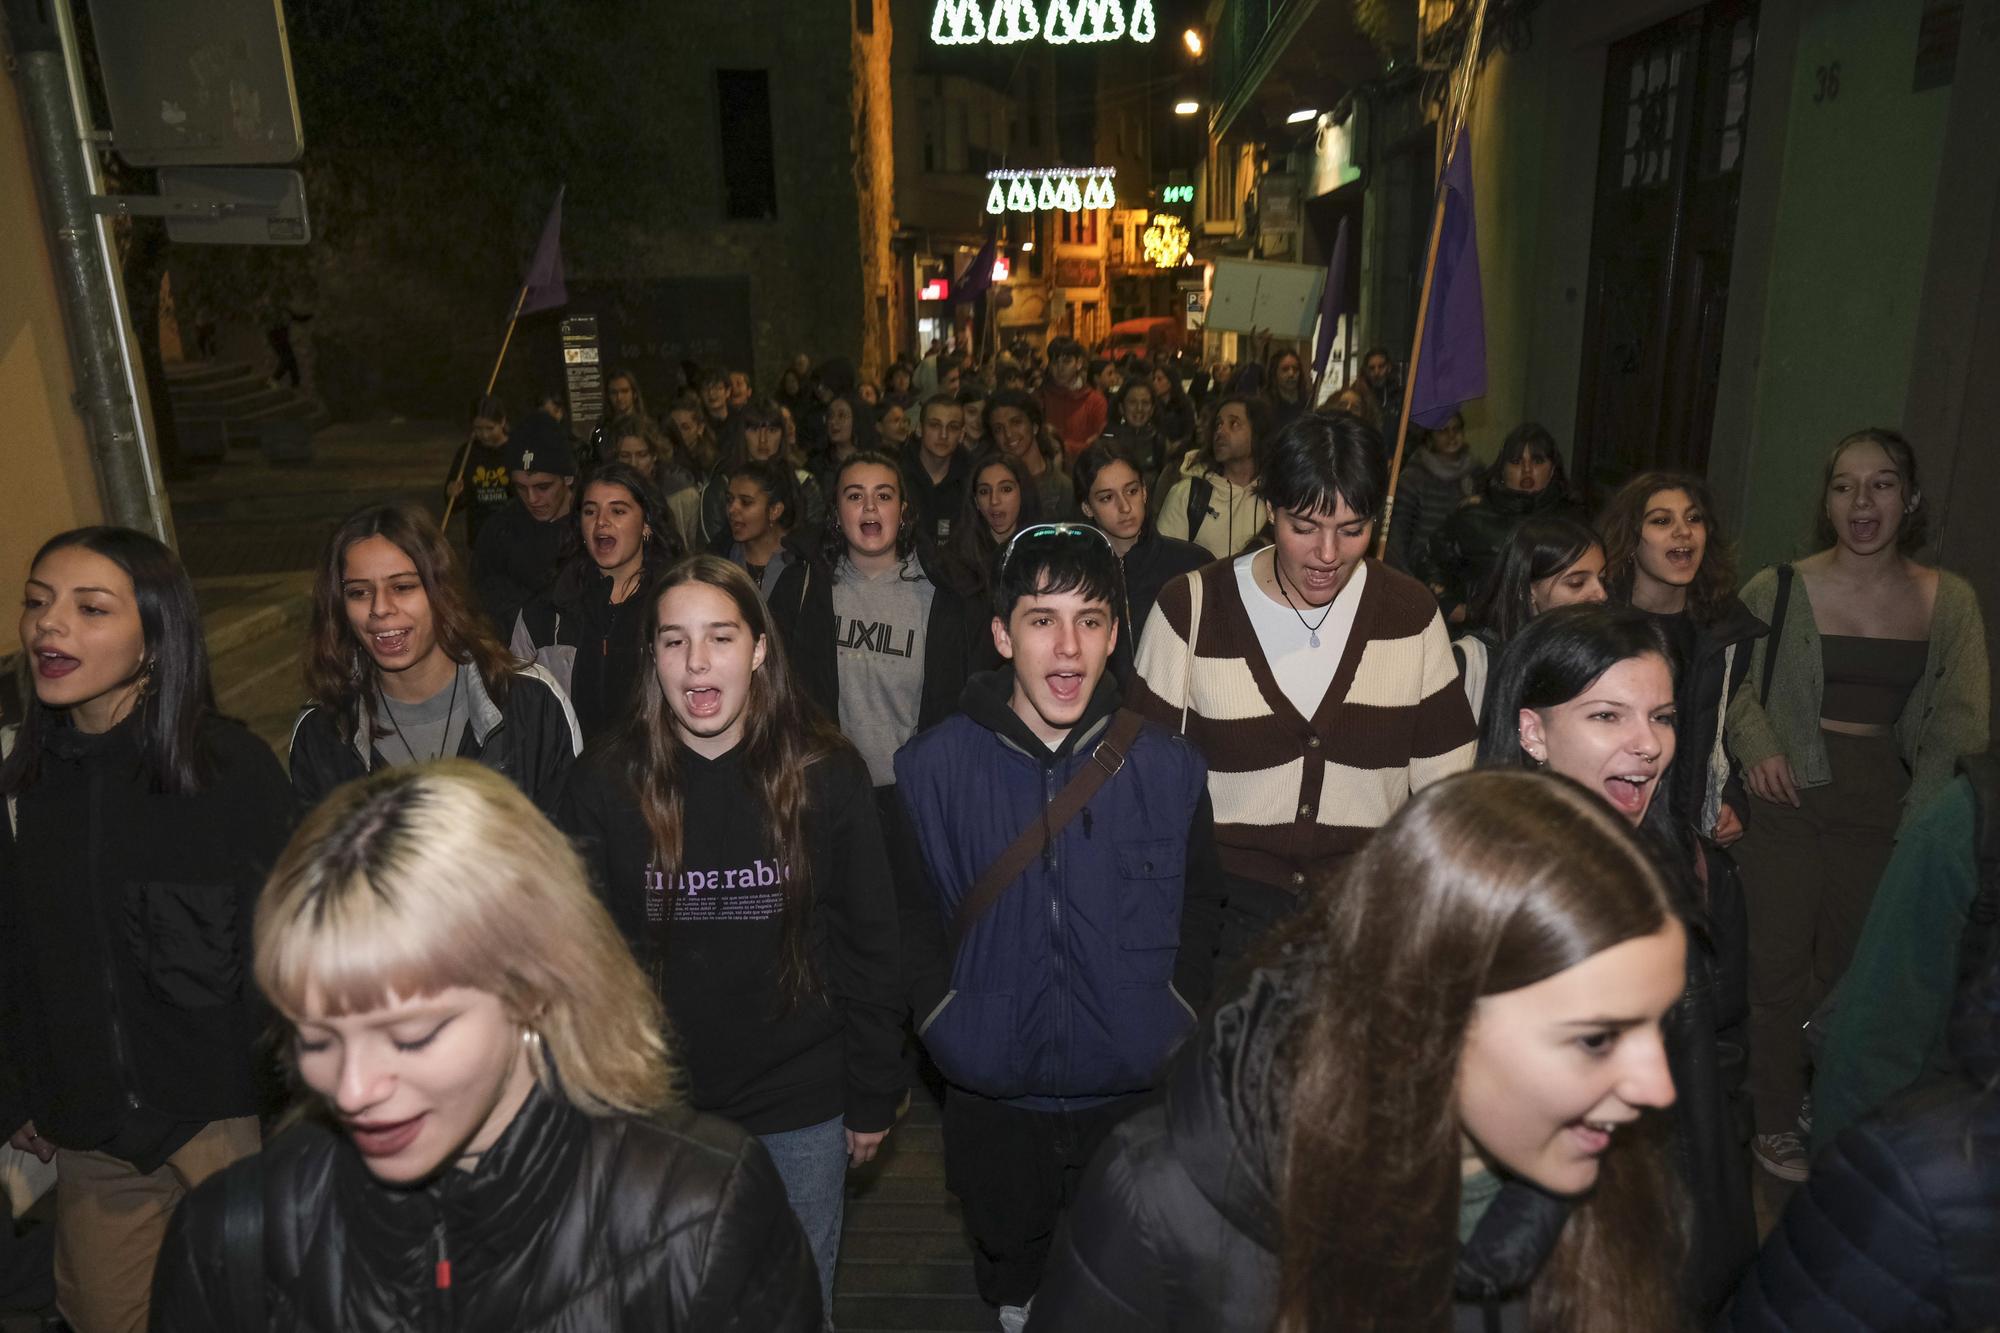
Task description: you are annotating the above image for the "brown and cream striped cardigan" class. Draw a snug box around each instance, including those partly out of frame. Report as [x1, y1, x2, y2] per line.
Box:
[1131, 555, 1477, 892]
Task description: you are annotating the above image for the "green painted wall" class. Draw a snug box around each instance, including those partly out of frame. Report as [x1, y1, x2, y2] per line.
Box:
[1461, 27, 1556, 464]
[1739, 0, 1952, 572]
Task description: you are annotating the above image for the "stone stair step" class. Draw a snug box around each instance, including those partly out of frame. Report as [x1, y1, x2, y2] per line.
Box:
[832, 1294, 995, 1331]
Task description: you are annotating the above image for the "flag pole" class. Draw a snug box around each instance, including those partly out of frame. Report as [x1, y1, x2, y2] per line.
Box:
[442, 280, 531, 532]
[1374, 0, 1490, 560]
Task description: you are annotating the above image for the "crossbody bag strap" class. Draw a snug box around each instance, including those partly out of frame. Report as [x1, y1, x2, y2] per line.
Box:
[950, 708, 1148, 952]
[1180, 571, 1204, 736]
[1760, 563, 1794, 704]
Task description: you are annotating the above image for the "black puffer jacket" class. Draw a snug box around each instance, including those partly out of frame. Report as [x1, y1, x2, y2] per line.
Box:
[288, 662, 581, 815]
[1426, 483, 1586, 618]
[150, 1085, 821, 1331]
[1030, 960, 1572, 1332]
[1722, 963, 2000, 1331]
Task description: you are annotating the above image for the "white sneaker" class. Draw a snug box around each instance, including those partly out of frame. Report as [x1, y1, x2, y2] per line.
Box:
[999, 1303, 1031, 1333]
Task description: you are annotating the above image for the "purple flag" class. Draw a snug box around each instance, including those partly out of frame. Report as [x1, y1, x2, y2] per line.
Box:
[518, 186, 567, 316]
[1311, 215, 1351, 380]
[1408, 130, 1485, 428]
[953, 237, 1000, 304]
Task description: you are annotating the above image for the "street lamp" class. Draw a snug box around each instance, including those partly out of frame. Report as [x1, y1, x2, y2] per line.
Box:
[1286, 108, 1317, 124]
[1182, 27, 1203, 57]
[1174, 99, 1200, 116]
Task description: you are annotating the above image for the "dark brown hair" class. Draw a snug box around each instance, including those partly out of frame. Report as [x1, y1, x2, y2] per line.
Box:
[304, 502, 517, 746]
[1597, 471, 1738, 627]
[822, 449, 922, 566]
[626, 555, 850, 1006]
[1274, 770, 1687, 1333]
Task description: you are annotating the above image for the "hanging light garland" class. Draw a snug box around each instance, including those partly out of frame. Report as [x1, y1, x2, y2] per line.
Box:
[986, 167, 1118, 214]
[934, 0, 1155, 45]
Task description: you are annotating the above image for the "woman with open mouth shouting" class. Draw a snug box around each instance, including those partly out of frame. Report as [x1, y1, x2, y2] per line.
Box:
[1725, 428, 1989, 1186]
[1030, 771, 1690, 1333]
[556, 556, 904, 1320]
[772, 449, 977, 793]
[151, 760, 823, 1331]
[1481, 602, 1757, 1318]
[290, 501, 581, 815]
[510, 463, 686, 744]
[3, 526, 293, 1333]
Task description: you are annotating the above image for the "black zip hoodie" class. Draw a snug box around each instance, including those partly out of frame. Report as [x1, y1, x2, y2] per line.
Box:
[0, 714, 293, 1164]
[556, 738, 904, 1135]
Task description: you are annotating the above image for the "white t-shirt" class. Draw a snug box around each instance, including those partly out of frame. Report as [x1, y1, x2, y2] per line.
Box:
[1234, 552, 1368, 719]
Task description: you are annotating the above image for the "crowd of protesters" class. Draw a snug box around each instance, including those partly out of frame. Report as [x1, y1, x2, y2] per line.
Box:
[0, 328, 1990, 1333]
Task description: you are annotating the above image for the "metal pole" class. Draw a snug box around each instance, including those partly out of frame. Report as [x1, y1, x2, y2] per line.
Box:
[2, 0, 174, 543]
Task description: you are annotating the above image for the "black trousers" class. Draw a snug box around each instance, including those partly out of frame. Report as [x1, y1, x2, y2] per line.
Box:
[941, 1086, 1145, 1307]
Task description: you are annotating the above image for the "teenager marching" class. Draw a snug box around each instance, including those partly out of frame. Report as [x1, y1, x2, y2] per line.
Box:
[558, 556, 904, 1317]
[2, 528, 293, 1333]
[895, 524, 1223, 1331]
[290, 501, 580, 812]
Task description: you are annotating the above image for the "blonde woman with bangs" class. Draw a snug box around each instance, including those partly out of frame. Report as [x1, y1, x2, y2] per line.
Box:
[149, 761, 820, 1331]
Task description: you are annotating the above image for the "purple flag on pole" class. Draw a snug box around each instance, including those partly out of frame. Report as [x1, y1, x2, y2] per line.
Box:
[518, 186, 567, 316]
[1311, 215, 1352, 380]
[1408, 130, 1485, 428]
[953, 237, 1000, 304]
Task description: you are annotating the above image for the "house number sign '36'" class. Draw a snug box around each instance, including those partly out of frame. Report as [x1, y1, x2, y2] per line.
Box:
[932, 0, 1158, 45]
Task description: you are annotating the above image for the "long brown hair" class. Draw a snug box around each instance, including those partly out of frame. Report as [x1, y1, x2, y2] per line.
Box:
[304, 502, 518, 746]
[1597, 471, 1738, 627]
[1274, 770, 1687, 1333]
[625, 554, 849, 1006]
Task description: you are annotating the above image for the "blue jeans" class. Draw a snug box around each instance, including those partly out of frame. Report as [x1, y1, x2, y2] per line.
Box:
[758, 1115, 847, 1325]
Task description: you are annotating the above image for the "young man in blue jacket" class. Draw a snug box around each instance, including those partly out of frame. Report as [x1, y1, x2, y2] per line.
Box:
[893, 523, 1224, 1332]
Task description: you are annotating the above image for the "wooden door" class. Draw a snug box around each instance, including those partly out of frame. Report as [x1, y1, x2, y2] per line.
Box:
[1573, 1, 1759, 502]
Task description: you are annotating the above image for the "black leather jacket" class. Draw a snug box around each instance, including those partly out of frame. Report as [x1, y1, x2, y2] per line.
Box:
[1031, 960, 1573, 1332]
[150, 1085, 821, 1331]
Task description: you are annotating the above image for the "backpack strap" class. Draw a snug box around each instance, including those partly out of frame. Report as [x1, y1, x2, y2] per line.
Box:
[222, 1151, 265, 1329]
[1760, 564, 1794, 704]
[1955, 752, 2000, 997]
[950, 709, 1148, 953]
[1185, 476, 1215, 544]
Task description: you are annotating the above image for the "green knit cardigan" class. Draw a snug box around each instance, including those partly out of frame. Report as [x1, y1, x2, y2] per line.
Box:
[1725, 564, 1989, 832]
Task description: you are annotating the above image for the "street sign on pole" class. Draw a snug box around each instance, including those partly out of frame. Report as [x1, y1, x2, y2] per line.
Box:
[159, 167, 309, 244]
[87, 0, 303, 167]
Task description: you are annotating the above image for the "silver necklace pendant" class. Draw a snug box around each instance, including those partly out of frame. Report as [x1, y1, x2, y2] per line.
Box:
[1309, 631, 1321, 648]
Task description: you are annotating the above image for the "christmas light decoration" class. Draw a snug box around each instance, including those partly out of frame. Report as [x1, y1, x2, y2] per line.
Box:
[986, 0, 1041, 42]
[984, 167, 1118, 214]
[1140, 212, 1192, 268]
[1048, 0, 1121, 44]
[931, 0, 987, 43]
[931, 0, 1152, 44]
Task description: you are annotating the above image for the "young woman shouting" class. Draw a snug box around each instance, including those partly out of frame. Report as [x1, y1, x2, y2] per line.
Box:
[558, 556, 904, 1316]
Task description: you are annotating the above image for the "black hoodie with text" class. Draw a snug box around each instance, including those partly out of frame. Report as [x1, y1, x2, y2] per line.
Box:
[556, 738, 904, 1136]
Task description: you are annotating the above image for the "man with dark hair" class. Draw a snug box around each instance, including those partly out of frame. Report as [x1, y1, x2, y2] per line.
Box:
[904, 392, 970, 546]
[987, 388, 1075, 522]
[895, 524, 1223, 1332]
[1133, 412, 1476, 967]
[473, 414, 577, 637]
[1038, 337, 1107, 460]
[1155, 391, 1270, 559]
[725, 368, 753, 410]
[698, 369, 733, 436]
